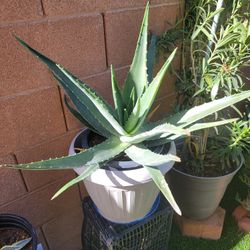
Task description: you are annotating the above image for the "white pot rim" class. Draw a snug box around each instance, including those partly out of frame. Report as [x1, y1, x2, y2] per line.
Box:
[69, 129, 176, 187]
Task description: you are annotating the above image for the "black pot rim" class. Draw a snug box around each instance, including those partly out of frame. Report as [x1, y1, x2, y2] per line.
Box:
[0, 214, 37, 249]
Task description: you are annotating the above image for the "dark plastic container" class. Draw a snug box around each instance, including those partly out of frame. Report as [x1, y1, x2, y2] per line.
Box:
[0, 214, 37, 249]
[82, 195, 173, 250]
[166, 166, 241, 220]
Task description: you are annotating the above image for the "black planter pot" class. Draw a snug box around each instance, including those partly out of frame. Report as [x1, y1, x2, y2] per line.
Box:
[0, 214, 37, 249]
[166, 165, 241, 220]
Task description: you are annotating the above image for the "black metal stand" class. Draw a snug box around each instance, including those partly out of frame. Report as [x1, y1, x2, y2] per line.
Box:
[81, 195, 173, 250]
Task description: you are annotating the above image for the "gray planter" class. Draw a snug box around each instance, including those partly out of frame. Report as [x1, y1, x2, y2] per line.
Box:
[166, 164, 241, 220]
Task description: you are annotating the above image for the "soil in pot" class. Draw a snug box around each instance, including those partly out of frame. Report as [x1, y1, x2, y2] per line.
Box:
[0, 227, 31, 249]
[0, 214, 37, 250]
[175, 138, 239, 177]
[75, 131, 130, 162]
[174, 159, 237, 178]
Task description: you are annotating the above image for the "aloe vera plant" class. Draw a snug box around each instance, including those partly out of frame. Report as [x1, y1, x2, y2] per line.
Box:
[1, 3, 250, 215]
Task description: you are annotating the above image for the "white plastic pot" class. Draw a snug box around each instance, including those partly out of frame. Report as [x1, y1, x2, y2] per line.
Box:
[69, 129, 176, 223]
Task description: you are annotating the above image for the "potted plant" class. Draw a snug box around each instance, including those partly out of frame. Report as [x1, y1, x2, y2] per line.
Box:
[160, 0, 250, 219]
[1, 3, 250, 223]
[232, 107, 250, 233]
[0, 214, 37, 250]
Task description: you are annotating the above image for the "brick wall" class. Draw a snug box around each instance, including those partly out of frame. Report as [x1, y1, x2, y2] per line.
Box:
[0, 1, 182, 249]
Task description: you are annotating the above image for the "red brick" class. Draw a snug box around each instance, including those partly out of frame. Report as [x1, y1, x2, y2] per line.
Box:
[0, 0, 43, 23]
[15, 130, 79, 191]
[83, 66, 129, 102]
[150, 93, 176, 121]
[115, 66, 130, 86]
[78, 182, 88, 200]
[233, 205, 250, 222]
[21, 167, 75, 194]
[0, 22, 54, 97]
[0, 14, 106, 97]
[0, 87, 66, 156]
[238, 217, 250, 233]
[36, 228, 49, 250]
[157, 73, 176, 98]
[42, 0, 147, 17]
[42, 205, 83, 250]
[105, 4, 181, 67]
[153, 54, 181, 99]
[0, 154, 27, 205]
[104, 9, 141, 68]
[0, 178, 81, 227]
[46, 14, 107, 78]
[174, 207, 226, 240]
[84, 72, 115, 105]
[149, 4, 181, 34]
[63, 66, 129, 130]
[151, 0, 181, 5]
[62, 94, 84, 130]
[16, 130, 79, 164]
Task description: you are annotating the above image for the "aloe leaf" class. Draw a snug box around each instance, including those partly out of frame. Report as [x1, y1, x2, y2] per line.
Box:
[149, 91, 250, 129]
[126, 87, 136, 117]
[53, 65, 126, 136]
[147, 118, 241, 148]
[54, 74, 111, 138]
[1, 137, 129, 170]
[1, 237, 31, 250]
[144, 110, 187, 130]
[52, 163, 100, 199]
[125, 144, 181, 215]
[123, 108, 129, 124]
[127, 48, 177, 133]
[146, 119, 238, 143]
[15, 36, 126, 136]
[124, 100, 141, 132]
[144, 165, 181, 215]
[177, 90, 250, 126]
[111, 65, 124, 125]
[64, 95, 99, 134]
[188, 118, 238, 132]
[125, 144, 180, 167]
[147, 120, 240, 148]
[147, 34, 157, 83]
[121, 123, 189, 144]
[123, 2, 149, 106]
[142, 115, 196, 147]
[146, 90, 250, 147]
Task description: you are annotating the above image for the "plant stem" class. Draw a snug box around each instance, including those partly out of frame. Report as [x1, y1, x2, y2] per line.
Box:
[206, 0, 224, 58]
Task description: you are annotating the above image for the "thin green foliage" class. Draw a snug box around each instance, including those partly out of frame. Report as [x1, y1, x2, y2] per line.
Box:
[158, 0, 250, 175]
